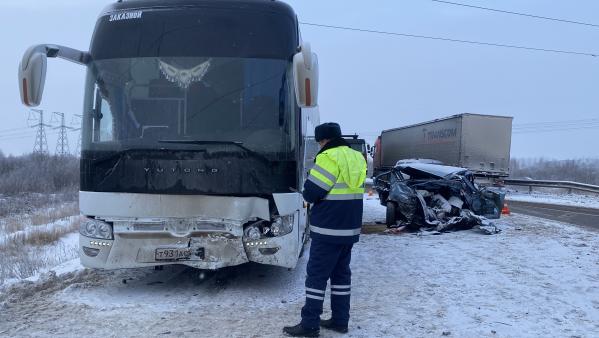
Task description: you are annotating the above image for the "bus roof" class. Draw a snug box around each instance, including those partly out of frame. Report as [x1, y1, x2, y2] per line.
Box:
[102, 0, 296, 17]
[92, 0, 298, 60]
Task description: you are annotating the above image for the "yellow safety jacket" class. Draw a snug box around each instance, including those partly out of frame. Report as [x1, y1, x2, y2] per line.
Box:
[303, 144, 367, 244]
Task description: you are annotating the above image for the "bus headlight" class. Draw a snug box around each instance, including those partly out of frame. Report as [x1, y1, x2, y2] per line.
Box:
[270, 215, 294, 237]
[80, 218, 113, 240]
[244, 225, 262, 240]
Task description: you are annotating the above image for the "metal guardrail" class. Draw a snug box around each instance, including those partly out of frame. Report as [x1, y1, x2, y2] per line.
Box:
[504, 179, 599, 194]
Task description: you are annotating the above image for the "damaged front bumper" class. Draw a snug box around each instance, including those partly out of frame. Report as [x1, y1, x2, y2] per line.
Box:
[78, 192, 305, 270]
[79, 216, 301, 270]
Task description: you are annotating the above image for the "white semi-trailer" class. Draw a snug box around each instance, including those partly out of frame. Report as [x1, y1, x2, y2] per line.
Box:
[18, 0, 320, 270]
[372, 114, 513, 178]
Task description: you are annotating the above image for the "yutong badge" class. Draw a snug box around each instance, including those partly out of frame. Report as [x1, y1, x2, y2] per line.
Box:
[109, 11, 143, 22]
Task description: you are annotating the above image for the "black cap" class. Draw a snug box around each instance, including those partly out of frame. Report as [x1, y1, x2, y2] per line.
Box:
[315, 122, 342, 142]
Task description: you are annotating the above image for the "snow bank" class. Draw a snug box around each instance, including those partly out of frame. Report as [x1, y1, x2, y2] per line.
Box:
[0, 215, 79, 246]
[0, 232, 80, 289]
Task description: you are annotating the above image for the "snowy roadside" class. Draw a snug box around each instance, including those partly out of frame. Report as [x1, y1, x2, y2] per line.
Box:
[506, 190, 599, 209]
[363, 193, 383, 224]
[0, 215, 80, 246]
[0, 233, 80, 289]
[0, 202, 81, 286]
[1, 200, 598, 337]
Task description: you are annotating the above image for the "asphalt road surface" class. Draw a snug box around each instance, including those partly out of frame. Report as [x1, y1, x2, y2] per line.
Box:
[508, 200, 599, 231]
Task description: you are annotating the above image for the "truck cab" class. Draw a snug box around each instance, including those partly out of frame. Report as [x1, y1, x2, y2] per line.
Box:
[343, 135, 373, 178]
[343, 135, 368, 160]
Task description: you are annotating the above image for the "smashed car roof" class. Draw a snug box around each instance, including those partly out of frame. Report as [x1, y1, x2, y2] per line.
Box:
[395, 163, 469, 179]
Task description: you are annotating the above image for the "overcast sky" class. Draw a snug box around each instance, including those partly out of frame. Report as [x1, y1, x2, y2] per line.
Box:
[0, 0, 598, 159]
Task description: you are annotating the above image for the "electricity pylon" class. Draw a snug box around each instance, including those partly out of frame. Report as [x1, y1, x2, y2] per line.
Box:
[27, 109, 50, 155]
[51, 112, 73, 156]
[70, 114, 83, 156]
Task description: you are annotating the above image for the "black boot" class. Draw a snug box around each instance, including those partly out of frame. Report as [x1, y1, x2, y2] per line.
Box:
[320, 318, 349, 333]
[283, 323, 319, 337]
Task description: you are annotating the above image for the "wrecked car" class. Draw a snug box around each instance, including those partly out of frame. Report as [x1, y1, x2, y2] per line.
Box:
[374, 162, 505, 233]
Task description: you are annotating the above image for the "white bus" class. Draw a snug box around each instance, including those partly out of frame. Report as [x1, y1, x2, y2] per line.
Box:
[18, 0, 320, 270]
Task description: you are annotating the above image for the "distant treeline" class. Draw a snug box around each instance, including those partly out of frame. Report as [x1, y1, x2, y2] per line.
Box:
[511, 158, 599, 185]
[0, 152, 79, 195]
[0, 152, 596, 194]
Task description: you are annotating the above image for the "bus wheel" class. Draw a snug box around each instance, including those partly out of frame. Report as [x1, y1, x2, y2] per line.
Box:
[386, 202, 397, 227]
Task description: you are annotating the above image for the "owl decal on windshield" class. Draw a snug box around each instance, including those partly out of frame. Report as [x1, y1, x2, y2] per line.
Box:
[158, 59, 212, 89]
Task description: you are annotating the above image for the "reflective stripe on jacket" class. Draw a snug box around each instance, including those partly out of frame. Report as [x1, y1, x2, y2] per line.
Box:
[303, 144, 367, 244]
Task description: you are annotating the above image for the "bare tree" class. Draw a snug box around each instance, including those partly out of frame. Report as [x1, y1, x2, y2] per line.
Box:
[0, 154, 79, 195]
[511, 158, 599, 185]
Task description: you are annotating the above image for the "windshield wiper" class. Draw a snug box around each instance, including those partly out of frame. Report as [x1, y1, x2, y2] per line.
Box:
[157, 140, 270, 162]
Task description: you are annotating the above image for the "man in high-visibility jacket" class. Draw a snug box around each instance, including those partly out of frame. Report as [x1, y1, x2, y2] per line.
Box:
[284, 123, 367, 337]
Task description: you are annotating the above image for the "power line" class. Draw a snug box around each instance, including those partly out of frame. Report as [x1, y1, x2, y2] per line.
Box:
[0, 131, 59, 141]
[354, 118, 599, 135]
[514, 118, 599, 126]
[431, 0, 599, 28]
[0, 131, 37, 138]
[299, 22, 598, 58]
[514, 123, 599, 131]
[0, 127, 30, 134]
[0, 132, 37, 140]
[514, 127, 599, 133]
[71, 114, 83, 156]
[353, 118, 599, 137]
[513, 119, 599, 131]
[513, 125, 599, 134]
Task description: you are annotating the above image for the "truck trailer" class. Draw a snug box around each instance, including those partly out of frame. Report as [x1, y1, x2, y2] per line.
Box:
[18, 0, 320, 270]
[373, 114, 513, 178]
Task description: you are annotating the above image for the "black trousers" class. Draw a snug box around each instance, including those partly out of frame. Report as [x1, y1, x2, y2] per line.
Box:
[300, 239, 354, 329]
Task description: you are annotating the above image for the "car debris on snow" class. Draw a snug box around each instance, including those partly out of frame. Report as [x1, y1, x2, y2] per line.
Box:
[374, 162, 505, 234]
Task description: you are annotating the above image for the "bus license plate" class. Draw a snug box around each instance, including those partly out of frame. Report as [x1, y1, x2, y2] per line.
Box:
[155, 248, 191, 261]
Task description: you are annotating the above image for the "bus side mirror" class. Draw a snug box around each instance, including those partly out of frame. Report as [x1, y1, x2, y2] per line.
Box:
[293, 42, 319, 108]
[18, 46, 48, 107]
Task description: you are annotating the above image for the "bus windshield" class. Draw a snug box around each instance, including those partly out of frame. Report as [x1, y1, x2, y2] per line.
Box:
[82, 57, 297, 159]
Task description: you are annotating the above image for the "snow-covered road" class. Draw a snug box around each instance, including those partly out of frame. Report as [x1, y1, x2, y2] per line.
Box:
[1, 201, 598, 337]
